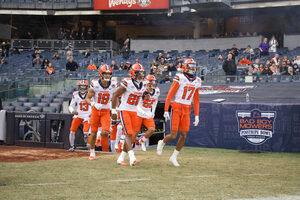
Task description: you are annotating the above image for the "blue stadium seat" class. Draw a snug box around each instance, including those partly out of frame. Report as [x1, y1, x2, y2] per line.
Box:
[3, 106, 15, 111]
[11, 102, 23, 107]
[41, 98, 53, 103]
[42, 107, 57, 113]
[23, 102, 36, 107]
[29, 107, 43, 112]
[49, 103, 62, 113]
[28, 98, 41, 103]
[52, 98, 64, 103]
[34, 94, 44, 99]
[2, 102, 11, 107]
[37, 102, 49, 107]
[44, 94, 56, 98]
[18, 97, 28, 102]
[14, 106, 29, 112]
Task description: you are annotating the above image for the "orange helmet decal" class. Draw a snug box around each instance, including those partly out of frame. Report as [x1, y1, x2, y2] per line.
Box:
[130, 63, 145, 80]
[78, 80, 89, 94]
[182, 58, 197, 75]
[145, 74, 157, 89]
[99, 64, 112, 81]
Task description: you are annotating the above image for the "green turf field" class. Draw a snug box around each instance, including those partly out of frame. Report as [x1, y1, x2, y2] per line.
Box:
[1, 146, 300, 200]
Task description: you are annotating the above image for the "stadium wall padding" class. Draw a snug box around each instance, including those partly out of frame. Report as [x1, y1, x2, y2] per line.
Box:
[131, 36, 262, 52]
[165, 102, 300, 152]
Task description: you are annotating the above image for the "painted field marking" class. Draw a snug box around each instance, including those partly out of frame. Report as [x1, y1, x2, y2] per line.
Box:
[104, 178, 151, 183]
[20, 182, 69, 186]
[243, 174, 272, 177]
[179, 175, 218, 178]
[230, 194, 300, 200]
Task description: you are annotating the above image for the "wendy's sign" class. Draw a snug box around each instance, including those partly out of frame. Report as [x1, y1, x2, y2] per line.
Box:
[94, 0, 169, 10]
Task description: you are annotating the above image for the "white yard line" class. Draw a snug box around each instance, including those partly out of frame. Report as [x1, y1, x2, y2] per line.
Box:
[20, 182, 69, 186]
[231, 194, 300, 200]
[179, 175, 218, 178]
[243, 174, 272, 177]
[104, 178, 151, 183]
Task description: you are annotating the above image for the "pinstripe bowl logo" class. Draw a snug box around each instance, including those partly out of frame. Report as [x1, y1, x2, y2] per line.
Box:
[236, 109, 276, 145]
[138, 0, 151, 7]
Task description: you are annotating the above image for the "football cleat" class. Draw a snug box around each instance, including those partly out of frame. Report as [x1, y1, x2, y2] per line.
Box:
[118, 161, 128, 166]
[169, 156, 180, 167]
[88, 156, 95, 160]
[67, 146, 75, 152]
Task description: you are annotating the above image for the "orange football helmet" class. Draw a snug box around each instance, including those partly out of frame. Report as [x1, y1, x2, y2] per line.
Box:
[78, 80, 89, 94]
[130, 63, 145, 82]
[145, 74, 157, 89]
[182, 58, 197, 75]
[99, 64, 112, 81]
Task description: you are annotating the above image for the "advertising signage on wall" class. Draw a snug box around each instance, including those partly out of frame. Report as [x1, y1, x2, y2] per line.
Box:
[94, 0, 169, 10]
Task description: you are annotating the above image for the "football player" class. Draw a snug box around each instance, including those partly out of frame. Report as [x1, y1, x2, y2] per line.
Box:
[68, 80, 91, 152]
[135, 75, 160, 151]
[157, 58, 201, 167]
[85, 64, 117, 160]
[111, 63, 146, 166]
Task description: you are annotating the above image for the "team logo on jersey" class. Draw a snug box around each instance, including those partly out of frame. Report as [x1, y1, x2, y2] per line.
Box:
[236, 109, 276, 145]
[138, 0, 151, 7]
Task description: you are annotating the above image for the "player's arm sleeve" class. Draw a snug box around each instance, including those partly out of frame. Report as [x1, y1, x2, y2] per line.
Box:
[193, 88, 200, 116]
[69, 95, 76, 113]
[120, 79, 128, 88]
[164, 81, 179, 111]
[151, 99, 158, 117]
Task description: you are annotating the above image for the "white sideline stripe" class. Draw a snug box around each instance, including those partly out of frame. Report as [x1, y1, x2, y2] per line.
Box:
[20, 182, 68, 186]
[179, 175, 218, 178]
[231, 194, 300, 200]
[243, 174, 272, 177]
[104, 178, 151, 183]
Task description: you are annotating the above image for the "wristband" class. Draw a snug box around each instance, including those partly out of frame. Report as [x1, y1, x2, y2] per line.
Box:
[111, 109, 118, 115]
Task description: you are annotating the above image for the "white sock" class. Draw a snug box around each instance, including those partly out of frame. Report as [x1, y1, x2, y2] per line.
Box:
[97, 128, 102, 140]
[90, 148, 95, 157]
[118, 151, 127, 161]
[141, 136, 147, 143]
[83, 132, 89, 144]
[69, 131, 75, 147]
[116, 125, 122, 144]
[128, 150, 136, 161]
[110, 140, 116, 152]
[171, 149, 179, 159]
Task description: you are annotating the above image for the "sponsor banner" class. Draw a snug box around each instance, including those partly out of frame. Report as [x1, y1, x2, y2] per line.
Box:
[237, 109, 276, 145]
[166, 102, 300, 152]
[94, 0, 169, 10]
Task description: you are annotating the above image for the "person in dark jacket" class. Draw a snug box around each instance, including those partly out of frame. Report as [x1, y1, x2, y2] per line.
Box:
[261, 65, 273, 75]
[66, 57, 79, 72]
[222, 53, 237, 82]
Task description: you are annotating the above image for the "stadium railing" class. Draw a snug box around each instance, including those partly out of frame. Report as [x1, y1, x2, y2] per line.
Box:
[0, 0, 92, 10]
[11, 39, 120, 52]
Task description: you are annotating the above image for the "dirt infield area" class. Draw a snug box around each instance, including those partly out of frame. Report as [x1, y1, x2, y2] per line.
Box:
[0, 145, 92, 162]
